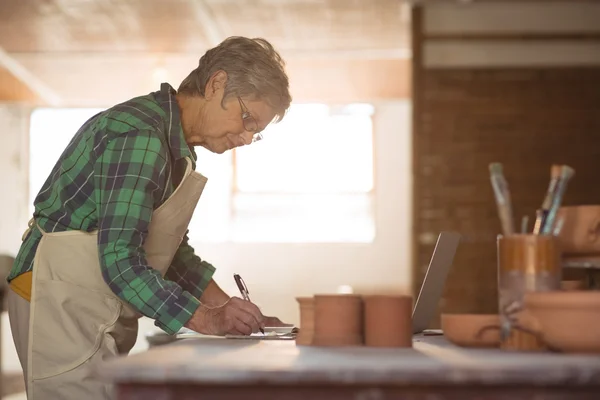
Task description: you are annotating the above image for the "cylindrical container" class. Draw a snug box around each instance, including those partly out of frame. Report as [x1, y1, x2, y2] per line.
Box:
[313, 294, 363, 346]
[364, 295, 412, 348]
[295, 297, 315, 346]
[497, 234, 561, 351]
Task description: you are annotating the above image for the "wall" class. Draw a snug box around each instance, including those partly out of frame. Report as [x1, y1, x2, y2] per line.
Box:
[0, 105, 30, 256]
[412, 2, 600, 327]
[0, 104, 31, 372]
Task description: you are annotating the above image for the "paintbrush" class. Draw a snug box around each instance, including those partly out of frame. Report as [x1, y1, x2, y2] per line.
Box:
[521, 215, 529, 234]
[541, 165, 575, 235]
[533, 165, 562, 234]
[552, 215, 565, 236]
[489, 163, 515, 236]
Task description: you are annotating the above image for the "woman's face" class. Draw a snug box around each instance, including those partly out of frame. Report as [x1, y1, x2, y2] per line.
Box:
[183, 71, 277, 154]
[195, 96, 275, 154]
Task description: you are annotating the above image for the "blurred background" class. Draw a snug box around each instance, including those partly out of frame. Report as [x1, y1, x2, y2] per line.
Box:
[0, 0, 599, 397]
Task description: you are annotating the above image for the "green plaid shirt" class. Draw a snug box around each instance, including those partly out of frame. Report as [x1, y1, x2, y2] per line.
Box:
[9, 83, 215, 335]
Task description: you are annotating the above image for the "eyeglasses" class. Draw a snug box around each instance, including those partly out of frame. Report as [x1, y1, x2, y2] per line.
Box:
[238, 97, 263, 143]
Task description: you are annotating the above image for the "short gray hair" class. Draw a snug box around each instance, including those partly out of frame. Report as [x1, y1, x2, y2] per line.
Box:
[178, 36, 292, 123]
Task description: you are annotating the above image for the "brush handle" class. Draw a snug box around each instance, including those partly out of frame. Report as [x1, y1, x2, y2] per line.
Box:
[541, 177, 571, 234]
[532, 209, 547, 235]
[490, 175, 515, 235]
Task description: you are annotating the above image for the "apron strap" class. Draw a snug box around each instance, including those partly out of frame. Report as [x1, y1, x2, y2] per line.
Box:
[21, 217, 48, 241]
[21, 218, 35, 241]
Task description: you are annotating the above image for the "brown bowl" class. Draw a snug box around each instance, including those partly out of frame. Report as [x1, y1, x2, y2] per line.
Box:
[560, 280, 586, 291]
[441, 314, 501, 348]
[523, 291, 600, 353]
[557, 205, 600, 256]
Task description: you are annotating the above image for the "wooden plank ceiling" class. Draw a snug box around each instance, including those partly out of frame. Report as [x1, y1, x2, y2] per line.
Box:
[0, 0, 411, 105]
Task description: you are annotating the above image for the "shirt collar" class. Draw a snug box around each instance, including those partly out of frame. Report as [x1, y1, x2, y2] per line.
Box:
[155, 83, 197, 166]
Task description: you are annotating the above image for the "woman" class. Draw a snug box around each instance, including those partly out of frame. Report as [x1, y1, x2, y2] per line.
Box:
[7, 36, 292, 400]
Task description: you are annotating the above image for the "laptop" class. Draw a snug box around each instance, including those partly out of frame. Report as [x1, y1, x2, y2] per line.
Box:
[412, 231, 461, 334]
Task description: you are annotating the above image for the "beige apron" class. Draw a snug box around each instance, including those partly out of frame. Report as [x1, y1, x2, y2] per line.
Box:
[23, 157, 206, 400]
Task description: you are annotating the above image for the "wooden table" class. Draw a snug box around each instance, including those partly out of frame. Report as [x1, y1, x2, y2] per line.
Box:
[95, 334, 600, 400]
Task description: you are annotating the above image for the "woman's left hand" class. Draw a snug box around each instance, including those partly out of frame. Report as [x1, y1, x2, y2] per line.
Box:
[263, 315, 293, 327]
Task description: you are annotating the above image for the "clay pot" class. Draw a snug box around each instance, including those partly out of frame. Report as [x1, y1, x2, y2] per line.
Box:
[560, 280, 586, 291]
[522, 291, 600, 353]
[363, 295, 412, 348]
[557, 205, 600, 256]
[313, 294, 363, 346]
[295, 297, 315, 346]
[441, 314, 501, 348]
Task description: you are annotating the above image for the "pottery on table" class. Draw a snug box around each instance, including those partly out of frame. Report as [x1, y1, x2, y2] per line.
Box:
[441, 314, 501, 348]
[363, 295, 412, 348]
[557, 205, 600, 256]
[313, 294, 363, 346]
[295, 297, 315, 346]
[522, 291, 600, 353]
[497, 234, 561, 352]
[560, 280, 586, 291]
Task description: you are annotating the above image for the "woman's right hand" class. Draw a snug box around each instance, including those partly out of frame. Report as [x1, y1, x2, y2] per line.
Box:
[185, 297, 265, 336]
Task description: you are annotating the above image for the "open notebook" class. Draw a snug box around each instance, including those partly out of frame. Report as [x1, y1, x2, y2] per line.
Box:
[176, 326, 298, 340]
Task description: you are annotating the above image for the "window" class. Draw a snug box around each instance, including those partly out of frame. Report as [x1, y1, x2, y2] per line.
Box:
[29, 103, 376, 243]
[29, 108, 105, 215]
[223, 103, 375, 243]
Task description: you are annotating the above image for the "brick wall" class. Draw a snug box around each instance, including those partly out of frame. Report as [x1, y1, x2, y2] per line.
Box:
[413, 68, 600, 327]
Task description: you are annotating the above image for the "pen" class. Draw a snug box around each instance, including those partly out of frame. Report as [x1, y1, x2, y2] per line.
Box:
[233, 273, 265, 334]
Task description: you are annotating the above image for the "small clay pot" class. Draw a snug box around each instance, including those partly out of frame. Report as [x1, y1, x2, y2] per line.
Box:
[295, 297, 315, 346]
[557, 205, 600, 256]
[523, 291, 600, 353]
[441, 314, 501, 348]
[560, 280, 586, 291]
[364, 295, 412, 348]
[313, 294, 363, 346]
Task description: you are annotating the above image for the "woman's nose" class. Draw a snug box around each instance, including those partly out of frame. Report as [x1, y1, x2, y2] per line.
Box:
[239, 131, 254, 145]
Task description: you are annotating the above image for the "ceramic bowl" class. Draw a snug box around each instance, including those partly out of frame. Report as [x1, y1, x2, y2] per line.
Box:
[560, 280, 586, 291]
[557, 205, 600, 255]
[441, 314, 501, 348]
[523, 291, 600, 353]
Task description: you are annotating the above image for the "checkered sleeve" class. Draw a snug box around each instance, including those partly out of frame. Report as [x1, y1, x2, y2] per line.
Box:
[94, 130, 200, 335]
[165, 233, 216, 300]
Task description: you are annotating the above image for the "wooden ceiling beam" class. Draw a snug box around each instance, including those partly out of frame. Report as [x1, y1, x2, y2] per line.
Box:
[0, 47, 61, 106]
[0, 64, 39, 103]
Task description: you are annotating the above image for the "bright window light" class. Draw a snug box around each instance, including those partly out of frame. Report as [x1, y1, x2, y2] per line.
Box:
[29, 108, 105, 215]
[29, 103, 376, 244]
[234, 103, 374, 194]
[225, 103, 376, 243]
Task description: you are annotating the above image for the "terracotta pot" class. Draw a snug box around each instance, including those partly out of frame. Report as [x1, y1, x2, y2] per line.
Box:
[557, 205, 600, 256]
[295, 297, 315, 346]
[441, 314, 501, 348]
[522, 291, 600, 353]
[560, 280, 586, 291]
[363, 295, 412, 348]
[313, 294, 363, 346]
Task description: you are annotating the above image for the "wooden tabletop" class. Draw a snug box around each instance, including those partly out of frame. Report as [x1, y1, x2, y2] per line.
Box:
[95, 334, 600, 387]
